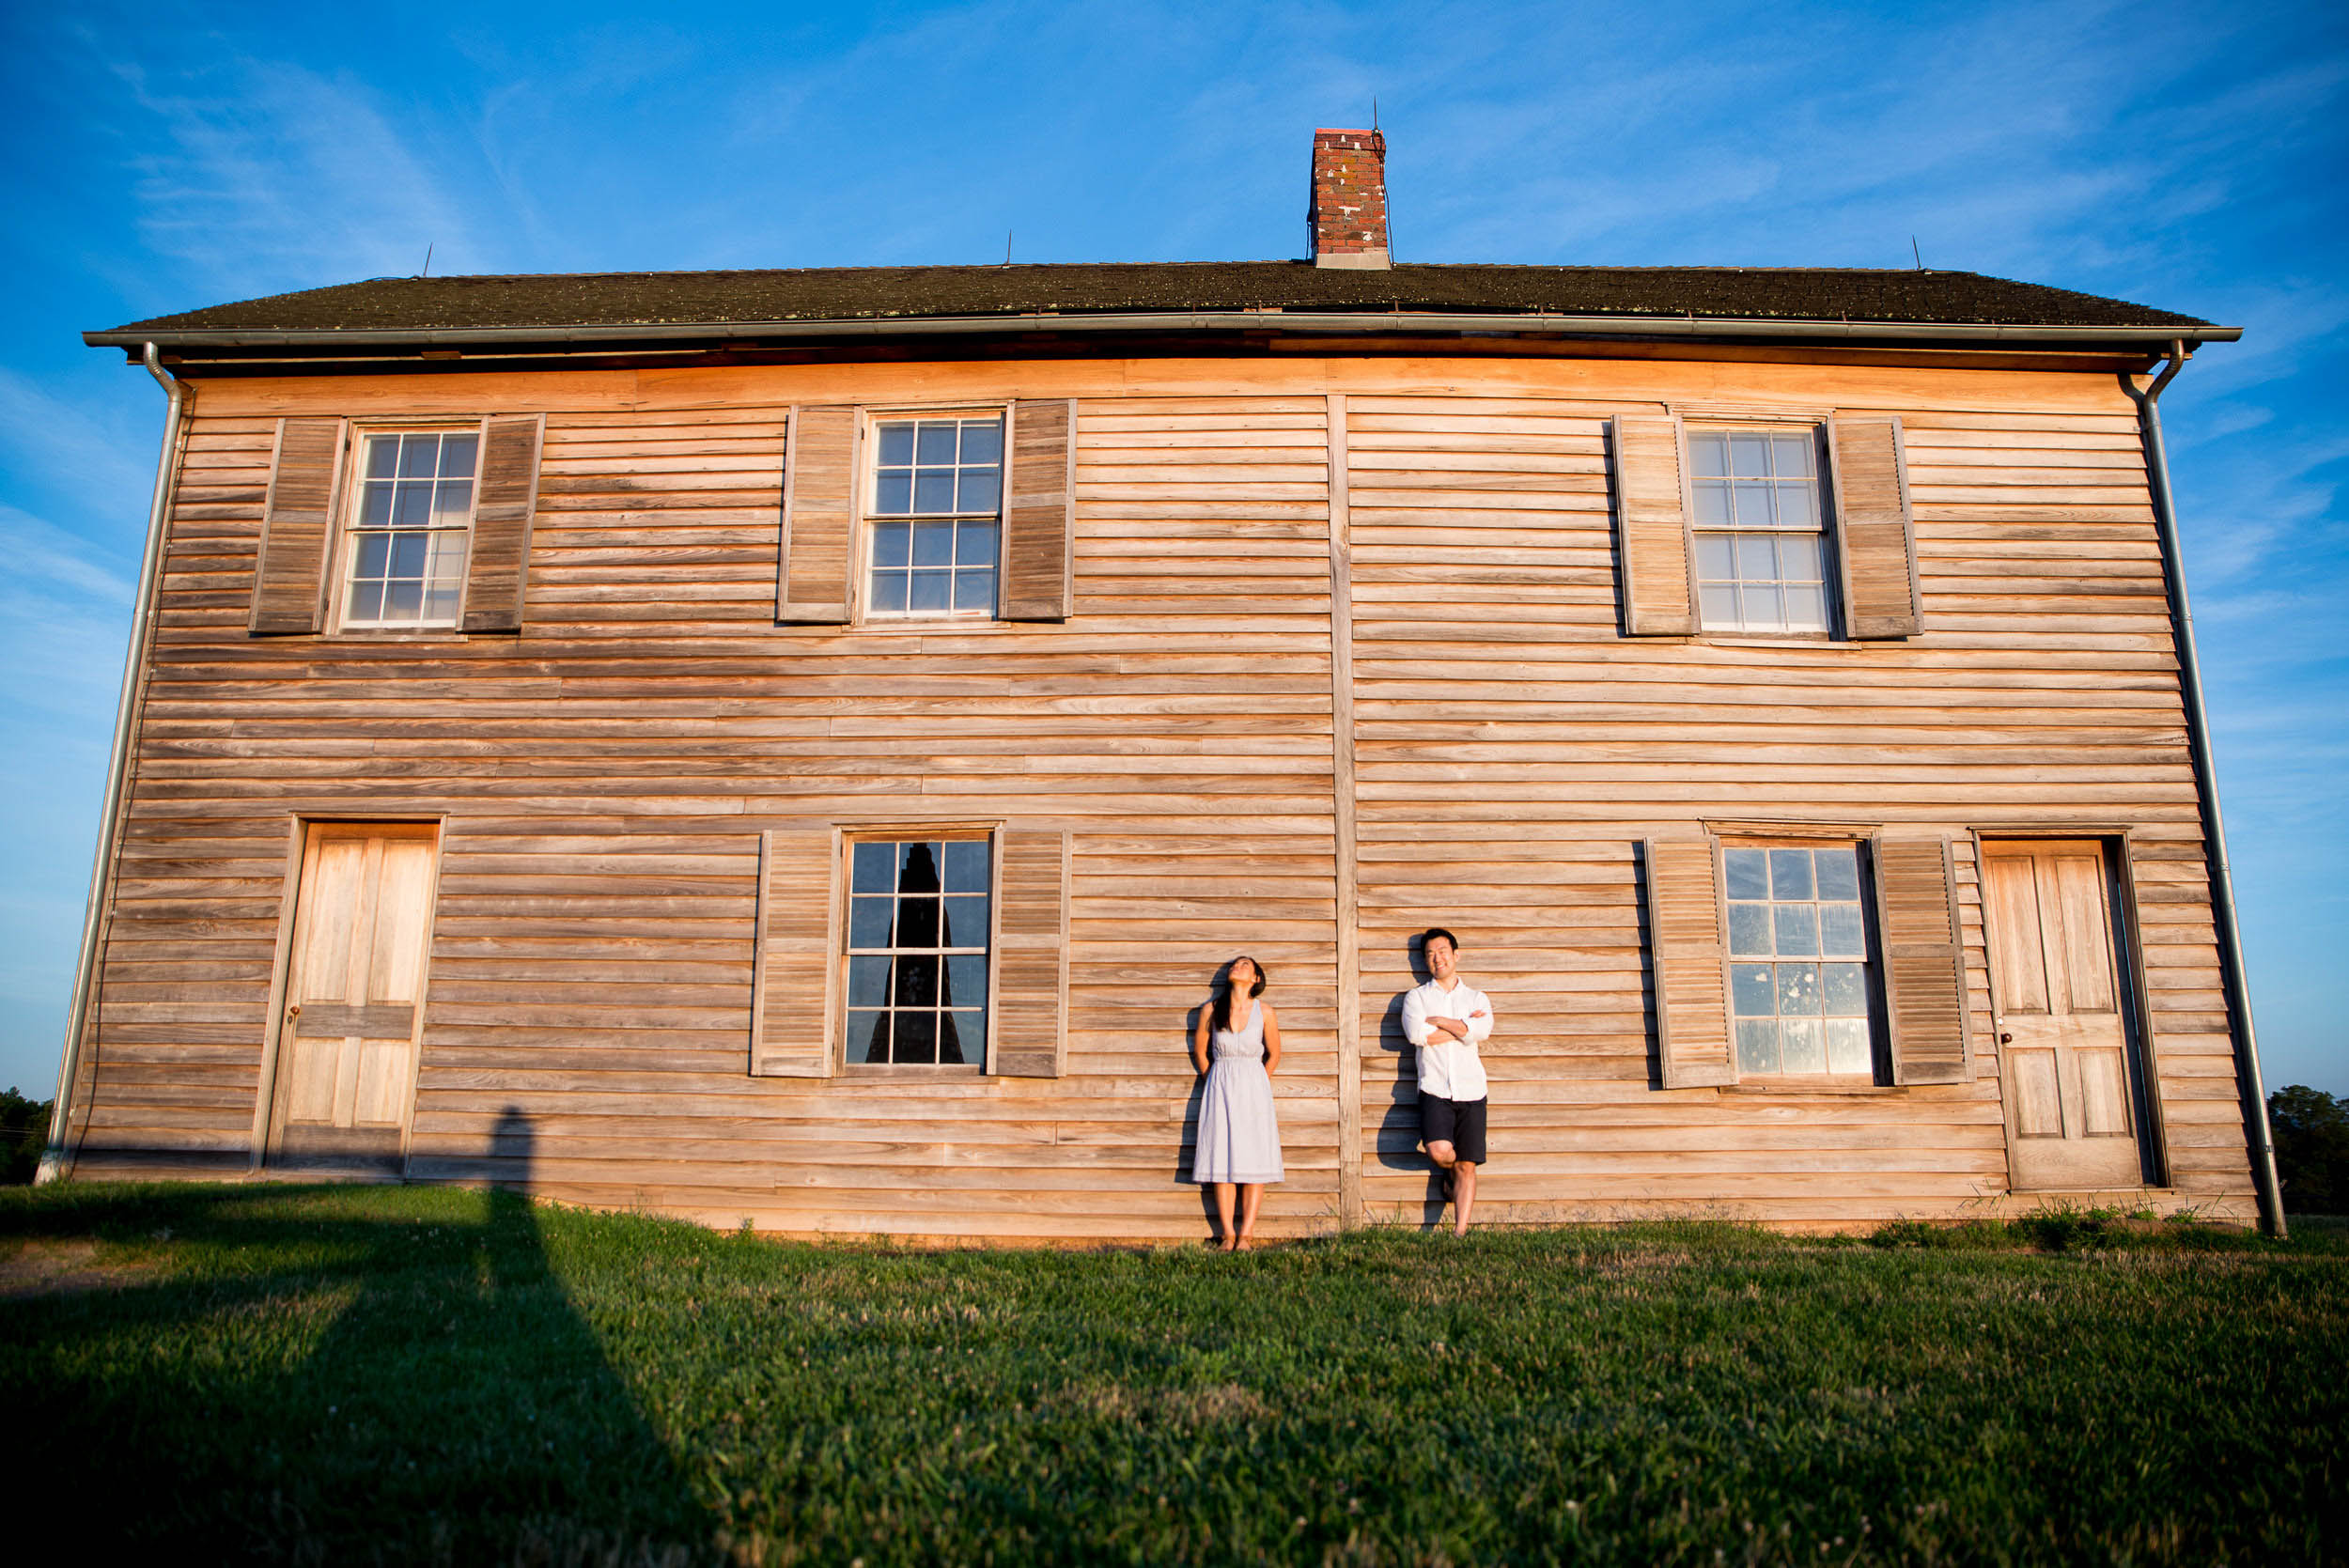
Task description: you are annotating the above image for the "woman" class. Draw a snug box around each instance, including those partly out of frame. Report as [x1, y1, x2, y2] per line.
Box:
[1190, 955, 1283, 1250]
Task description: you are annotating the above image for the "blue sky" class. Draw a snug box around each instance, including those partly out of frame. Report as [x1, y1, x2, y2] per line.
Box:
[3, 0, 2342, 1103]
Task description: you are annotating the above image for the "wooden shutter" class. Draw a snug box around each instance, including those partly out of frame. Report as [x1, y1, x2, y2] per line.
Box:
[1002, 398, 1074, 621]
[1610, 416, 1697, 636]
[1873, 836, 1970, 1084]
[991, 827, 1069, 1078]
[1828, 415, 1922, 639]
[778, 405, 856, 623]
[460, 413, 544, 633]
[250, 416, 346, 634]
[1641, 838, 1735, 1087]
[750, 826, 839, 1078]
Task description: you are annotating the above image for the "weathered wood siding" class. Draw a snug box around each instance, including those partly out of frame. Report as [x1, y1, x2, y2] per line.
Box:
[65, 356, 2259, 1233]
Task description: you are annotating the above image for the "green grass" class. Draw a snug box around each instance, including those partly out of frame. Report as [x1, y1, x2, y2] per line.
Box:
[4, 1186, 2343, 1565]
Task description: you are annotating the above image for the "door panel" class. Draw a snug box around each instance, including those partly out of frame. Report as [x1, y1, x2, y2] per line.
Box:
[1982, 840, 2146, 1190]
[270, 823, 438, 1165]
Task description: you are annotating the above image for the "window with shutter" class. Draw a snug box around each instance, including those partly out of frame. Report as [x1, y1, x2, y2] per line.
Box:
[1641, 838, 1735, 1087]
[1002, 398, 1074, 622]
[779, 404, 857, 624]
[1873, 836, 1971, 1085]
[1610, 416, 1697, 636]
[1827, 414, 1923, 639]
[751, 826, 841, 1079]
[992, 828, 1069, 1078]
[250, 416, 347, 634]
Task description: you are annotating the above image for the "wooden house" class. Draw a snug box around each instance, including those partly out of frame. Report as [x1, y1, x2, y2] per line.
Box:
[51, 129, 2285, 1236]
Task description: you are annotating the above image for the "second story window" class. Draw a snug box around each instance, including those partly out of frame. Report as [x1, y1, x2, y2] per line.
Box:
[1689, 429, 1830, 635]
[867, 414, 1003, 618]
[344, 430, 477, 629]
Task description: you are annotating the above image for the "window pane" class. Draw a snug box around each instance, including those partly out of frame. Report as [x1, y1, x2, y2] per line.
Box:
[1780, 533, 1825, 582]
[848, 955, 892, 1007]
[398, 434, 438, 477]
[872, 521, 910, 569]
[1735, 534, 1777, 579]
[366, 438, 400, 478]
[893, 1011, 938, 1064]
[1728, 902, 1772, 957]
[894, 896, 940, 947]
[1783, 585, 1827, 631]
[1723, 849, 1770, 900]
[391, 533, 428, 578]
[1780, 1017, 1827, 1073]
[878, 424, 915, 466]
[355, 533, 390, 577]
[945, 954, 989, 1006]
[1692, 482, 1732, 525]
[1826, 1017, 1873, 1075]
[1776, 961, 1821, 1017]
[1694, 534, 1735, 580]
[875, 473, 912, 514]
[848, 895, 894, 948]
[953, 571, 994, 613]
[434, 481, 473, 521]
[853, 841, 896, 893]
[909, 570, 951, 613]
[845, 1010, 888, 1064]
[1732, 483, 1777, 526]
[441, 434, 478, 476]
[1822, 961, 1869, 1016]
[911, 522, 954, 567]
[941, 1010, 984, 1064]
[1699, 585, 1739, 626]
[941, 839, 991, 893]
[893, 955, 939, 1007]
[869, 572, 908, 613]
[1814, 847, 1860, 899]
[1740, 584, 1783, 629]
[1688, 433, 1728, 477]
[897, 844, 942, 893]
[913, 470, 955, 513]
[424, 583, 461, 623]
[915, 423, 957, 464]
[384, 580, 423, 621]
[958, 521, 999, 567]
[1776, 482, 1817, 527]
[1731, 963, 1776, 1017]
[348, 581, 385, 621]
[941, 894, 989, 947]
[957, 469, 1001, 514]
[959, 420, 1003, 463]
[1770, 434, 1813, 476]
[1820, 902, 1866, 957]
[394, 484, 434, 527]
[1769, 849, 1813, 900]
[1773, 903, 1820, 957]
[1736, 1019, 1779, 1074]
[1729, 434, 1769, 477]
[361, 485, 396, 526]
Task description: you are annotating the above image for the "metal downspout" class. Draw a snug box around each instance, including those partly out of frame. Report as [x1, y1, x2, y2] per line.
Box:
[2124, 340, 2286, 1236]
[38, 344, 184, 1183]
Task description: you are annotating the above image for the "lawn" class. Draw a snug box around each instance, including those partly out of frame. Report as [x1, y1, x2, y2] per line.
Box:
[2, 1185, 2342, 1565]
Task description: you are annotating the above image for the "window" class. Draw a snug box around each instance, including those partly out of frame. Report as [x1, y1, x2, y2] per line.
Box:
[1689, 429, 1830, 634]
[342, 430, 478, 628]
[865, 415, 1003, 618]
[844, 835, 993, 1065]
[1724, 843, 1876, 1077]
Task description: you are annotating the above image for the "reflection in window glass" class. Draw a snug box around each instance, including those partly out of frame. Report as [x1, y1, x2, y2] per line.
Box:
[868, 416, 1002, 618]
[1724, 844, 1875, 1077]
[1690, 429, 1830, 634]
[844, 837, 991, 1065]
[347, 431, 476, 627]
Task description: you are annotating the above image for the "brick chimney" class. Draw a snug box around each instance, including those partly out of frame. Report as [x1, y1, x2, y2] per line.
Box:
[1308, 128, 1391, 269]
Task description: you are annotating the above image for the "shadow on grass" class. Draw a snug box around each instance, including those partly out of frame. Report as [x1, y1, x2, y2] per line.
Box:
[3, 1109, 717, 1565]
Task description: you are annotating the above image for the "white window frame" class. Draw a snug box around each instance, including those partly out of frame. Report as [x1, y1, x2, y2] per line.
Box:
[1717, 836, 1884, 1084]
[1686, 423, 1839, 639]
[837, 827, 998, 1076]
[857, 407, 1007, 625]
[332, 423, 482, 634]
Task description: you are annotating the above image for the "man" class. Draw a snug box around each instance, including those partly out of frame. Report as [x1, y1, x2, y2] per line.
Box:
[1400, 927, 1491, 1235]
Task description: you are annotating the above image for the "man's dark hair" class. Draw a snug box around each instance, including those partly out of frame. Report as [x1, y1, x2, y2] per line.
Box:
[1420, 927, 1460, 955]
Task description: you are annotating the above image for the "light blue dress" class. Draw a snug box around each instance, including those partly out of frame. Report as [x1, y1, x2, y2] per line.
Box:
[1190, 1001, 1284, 1185]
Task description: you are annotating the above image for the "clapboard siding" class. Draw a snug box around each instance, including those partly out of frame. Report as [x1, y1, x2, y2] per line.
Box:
[62, 356, 2258, 1233]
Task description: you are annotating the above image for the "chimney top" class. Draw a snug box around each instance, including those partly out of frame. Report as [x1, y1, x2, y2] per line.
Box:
[1309, 128, 1391, 270]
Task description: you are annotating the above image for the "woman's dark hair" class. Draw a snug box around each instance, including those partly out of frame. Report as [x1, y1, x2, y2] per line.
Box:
[1213, 955, 1268, 1032]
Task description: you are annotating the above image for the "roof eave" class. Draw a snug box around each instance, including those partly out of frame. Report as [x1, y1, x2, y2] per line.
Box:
[84, 308, 2237, 353]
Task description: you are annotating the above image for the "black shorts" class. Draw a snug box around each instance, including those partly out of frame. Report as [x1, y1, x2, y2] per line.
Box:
[1420, 1094, 1488, 1165]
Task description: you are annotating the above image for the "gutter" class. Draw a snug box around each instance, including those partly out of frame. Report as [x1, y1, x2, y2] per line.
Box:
[2123, 341, 2286, 1237]
[39, 344, 184, 1183]
[84, 310, 2242, 354]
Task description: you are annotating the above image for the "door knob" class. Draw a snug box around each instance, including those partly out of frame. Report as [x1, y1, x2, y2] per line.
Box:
[1998, 1031, 2012, 1044]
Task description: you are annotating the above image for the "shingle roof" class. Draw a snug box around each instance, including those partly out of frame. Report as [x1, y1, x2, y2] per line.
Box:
[92, 259, 2215, 340]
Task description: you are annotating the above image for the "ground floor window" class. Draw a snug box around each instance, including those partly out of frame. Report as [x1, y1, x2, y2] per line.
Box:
[844, 834, 992, 1065]
[1723, 842, 1877, 1078]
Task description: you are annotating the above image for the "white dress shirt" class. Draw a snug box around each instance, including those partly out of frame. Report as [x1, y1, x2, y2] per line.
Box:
[1402, 977, 1492, 1102]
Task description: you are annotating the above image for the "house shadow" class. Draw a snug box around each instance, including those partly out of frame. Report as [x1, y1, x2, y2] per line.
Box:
[1372, 936, 1451, 1231]
[5, 1106, 719, 1563]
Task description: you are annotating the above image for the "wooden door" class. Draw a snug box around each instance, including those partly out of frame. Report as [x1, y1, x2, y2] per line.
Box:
[268, 823, 439, 1165]
[1980, 840, 2146, 1190]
